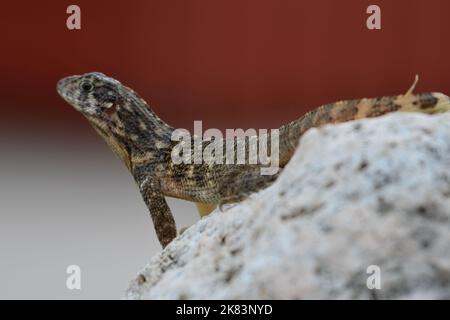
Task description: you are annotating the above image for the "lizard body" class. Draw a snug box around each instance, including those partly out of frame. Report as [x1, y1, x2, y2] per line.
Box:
[57, 72, 450, 247]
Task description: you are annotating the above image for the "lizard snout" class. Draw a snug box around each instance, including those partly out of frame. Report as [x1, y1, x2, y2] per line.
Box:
[57, 75, 85, 111]
[57, 75, 77, 97]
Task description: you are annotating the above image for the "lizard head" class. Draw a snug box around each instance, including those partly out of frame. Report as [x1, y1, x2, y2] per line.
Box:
[57, 72, 172, 171]
[57, 72, 121, 117]
[57, 72, 138, 170]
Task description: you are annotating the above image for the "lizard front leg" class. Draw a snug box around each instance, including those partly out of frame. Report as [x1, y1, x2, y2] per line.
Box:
[139, 177, 177, 248]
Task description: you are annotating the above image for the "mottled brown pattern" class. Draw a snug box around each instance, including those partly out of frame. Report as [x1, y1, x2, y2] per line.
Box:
[419, 94, 439, 110]
[58, 72, 450, 247]
[365, 97, 402, 118]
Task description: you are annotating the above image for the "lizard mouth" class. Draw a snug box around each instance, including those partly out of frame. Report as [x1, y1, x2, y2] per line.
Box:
[57, 74, 99, 116]
[57, 75, 79, 104]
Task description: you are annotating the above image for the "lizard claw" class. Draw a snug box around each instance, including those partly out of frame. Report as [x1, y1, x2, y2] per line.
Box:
[178, 226, 189, 235]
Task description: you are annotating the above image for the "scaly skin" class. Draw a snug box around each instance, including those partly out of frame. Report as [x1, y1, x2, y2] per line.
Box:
[57, 72, 450, 247]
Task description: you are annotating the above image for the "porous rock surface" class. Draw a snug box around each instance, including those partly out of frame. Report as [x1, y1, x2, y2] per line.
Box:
[125, 112, 450, 299]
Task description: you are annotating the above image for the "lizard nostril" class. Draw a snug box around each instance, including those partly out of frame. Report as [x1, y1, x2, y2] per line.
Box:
[57, 75, 79, 95]
[57, 79, 65, 93]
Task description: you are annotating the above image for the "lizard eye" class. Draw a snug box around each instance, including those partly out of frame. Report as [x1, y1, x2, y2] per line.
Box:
[80, 81, 93, 92]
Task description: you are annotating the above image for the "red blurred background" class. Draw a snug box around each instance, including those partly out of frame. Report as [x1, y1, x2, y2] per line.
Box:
[1, 0, 450, 136]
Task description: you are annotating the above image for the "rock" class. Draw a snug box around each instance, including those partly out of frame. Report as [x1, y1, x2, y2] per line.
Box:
[125, 112, 450, 299]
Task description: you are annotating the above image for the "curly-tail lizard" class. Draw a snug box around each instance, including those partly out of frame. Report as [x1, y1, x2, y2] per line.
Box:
[57, 73, 450, 247]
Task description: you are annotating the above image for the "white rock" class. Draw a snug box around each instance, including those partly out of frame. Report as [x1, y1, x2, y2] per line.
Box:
[125, 112, 450, 299]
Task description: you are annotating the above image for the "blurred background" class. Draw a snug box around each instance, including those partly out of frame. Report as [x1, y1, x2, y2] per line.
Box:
[1, 0, 450, 299]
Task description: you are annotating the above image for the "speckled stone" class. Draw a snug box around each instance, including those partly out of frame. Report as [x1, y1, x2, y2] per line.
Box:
[125, 112, 450, 299]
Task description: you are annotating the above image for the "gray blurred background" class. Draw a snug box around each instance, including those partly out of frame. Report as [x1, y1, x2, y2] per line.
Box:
[0, 133, 198, 299]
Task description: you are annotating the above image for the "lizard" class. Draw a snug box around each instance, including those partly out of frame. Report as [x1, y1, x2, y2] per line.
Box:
[57, 72, 450, 247]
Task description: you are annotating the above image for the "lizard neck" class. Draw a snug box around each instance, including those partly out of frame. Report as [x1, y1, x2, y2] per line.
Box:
[118, 89, 174, 148]
[89, 88, 175, 173]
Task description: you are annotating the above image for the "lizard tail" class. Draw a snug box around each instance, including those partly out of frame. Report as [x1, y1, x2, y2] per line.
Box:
[278, 90, 450, 167]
